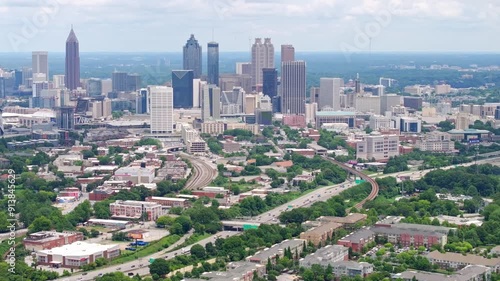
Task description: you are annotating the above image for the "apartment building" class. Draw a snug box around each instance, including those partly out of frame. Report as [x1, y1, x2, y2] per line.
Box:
[299, 245, 349, 268]
[109, 200, 162, 221]
[299, 222, 343, 246]
[371, 226, 447, 248]
[247, 239, 305, 265]
[427, 251, 500, 273]
[332, 261, 374, 278]
[337, 228, 375, 252]
[318, 213, 368, 231]
[393, 265, 491, 281]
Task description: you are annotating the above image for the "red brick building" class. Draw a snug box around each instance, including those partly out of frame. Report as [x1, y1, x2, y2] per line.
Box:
[337, 229, 375, 252]
[58, 187, 81, 199]
[89, 187, 115, 201]
[23, 231, 84, 251]
[146, 196, 191, 208]
[192, 187, 229, 199]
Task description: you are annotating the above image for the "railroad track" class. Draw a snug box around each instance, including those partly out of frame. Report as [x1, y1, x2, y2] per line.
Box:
[322, 157, 379, 210]
[182, 154, 218, 190]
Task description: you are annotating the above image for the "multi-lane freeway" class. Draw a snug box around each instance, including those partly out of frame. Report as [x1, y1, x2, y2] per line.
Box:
[58, 231, 239, 281]
[56, 155, 500, 280]
[181, 153, 218, 190]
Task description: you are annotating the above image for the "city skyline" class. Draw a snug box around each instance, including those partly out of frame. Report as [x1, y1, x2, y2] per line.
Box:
[1, 0, 500, 53]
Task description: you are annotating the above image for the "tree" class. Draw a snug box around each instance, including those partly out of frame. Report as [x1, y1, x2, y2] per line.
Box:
[29, 216, 52, 233]
[156, 215, 175, 227]
[114, 155, 123, 166]
[190, 244, 207, 259]
[81, 150, 95, 159]
[174, 216, 193, 233]
[90, 229, 100, 238]
[149, 259, 170, 277]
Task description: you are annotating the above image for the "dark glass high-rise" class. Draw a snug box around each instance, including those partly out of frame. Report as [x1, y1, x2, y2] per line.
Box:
[262, 68, 278, 98]
[172, 70, 194, 108]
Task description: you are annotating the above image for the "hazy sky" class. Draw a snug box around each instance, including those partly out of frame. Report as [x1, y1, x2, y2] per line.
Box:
[1, 0, 500, 53]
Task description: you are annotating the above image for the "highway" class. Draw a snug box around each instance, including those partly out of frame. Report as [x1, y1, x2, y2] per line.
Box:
[248, 181, 359, 224]
[322, 157, 379, 210]
[180, 153, 218, 190]
[58, 156, 500, 280]
[373, 155, 500, 181]
[58, 231, 238, 281]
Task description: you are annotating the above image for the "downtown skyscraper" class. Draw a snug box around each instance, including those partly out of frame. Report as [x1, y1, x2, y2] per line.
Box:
[32, 51, 48, 80]
[172, 70, 194, 108]
[319, 78, 343, 111]
[65, 27, 80, 91]
[183, 34, 202, 79]
[262, 68, 278, 98]
[281, 61, 306, 115]
[207, 42, 219, 86]
[202, 84, 221, 121]
[251, 38, 274, 87]
[149, 86, 174, 135]
[281, 44, 295, 63]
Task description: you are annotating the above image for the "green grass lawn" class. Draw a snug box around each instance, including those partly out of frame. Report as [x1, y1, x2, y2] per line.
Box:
[174, 233, 211, 250]
[108, 234, 181, 265]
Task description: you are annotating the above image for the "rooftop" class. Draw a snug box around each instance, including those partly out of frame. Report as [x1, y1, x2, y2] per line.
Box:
[37, 242, 117, 257]
[427, 251, 500, 267]
[111, 200, 162, 207]
[338, 228, 374, 242]
[448, 129, 491, 134]
[393, 223, 454, 234]
[87, 219, 131, 225]
[320, 213, 368, 224]
[371, 226, 445, 238]
[300, 245, 348, 264]
[302, 221, 343, 235]
[25, 231, 82, 242]
[316, 111, 356, 117]
[149, 197, 188, 202]
[394, 265, 490, 281]
[249, 239, 305, 261]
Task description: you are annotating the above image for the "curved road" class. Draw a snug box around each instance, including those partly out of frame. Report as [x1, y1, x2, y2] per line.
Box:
[322, 157, 379, 210]
[181, 153, 218, 190]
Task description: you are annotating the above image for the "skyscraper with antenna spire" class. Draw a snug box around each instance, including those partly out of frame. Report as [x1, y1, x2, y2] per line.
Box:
[183, 34, 202, 79]
[207, 42, 219, 86]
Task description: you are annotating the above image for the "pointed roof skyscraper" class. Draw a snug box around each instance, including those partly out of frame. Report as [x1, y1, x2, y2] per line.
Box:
[66, 26, 79, 43]
[65, 26, 80, 91]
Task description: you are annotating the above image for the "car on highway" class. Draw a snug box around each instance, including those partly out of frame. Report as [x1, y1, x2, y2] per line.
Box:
[128, 272, 134, 276]
[131, 265, 135, 268]
[117, 267, 121, 270]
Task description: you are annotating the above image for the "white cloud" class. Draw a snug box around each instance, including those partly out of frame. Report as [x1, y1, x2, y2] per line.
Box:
[0, 0, 498, 52]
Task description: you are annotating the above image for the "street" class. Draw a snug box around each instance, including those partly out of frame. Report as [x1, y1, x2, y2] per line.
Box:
[57, 231, 238, 281]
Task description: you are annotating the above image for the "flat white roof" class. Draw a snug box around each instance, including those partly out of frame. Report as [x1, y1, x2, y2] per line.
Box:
[87, 219, 130, 225]
[112, 200, 161, 207]
[150, 197, 187, 202]
[37, 242, 118, 257]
